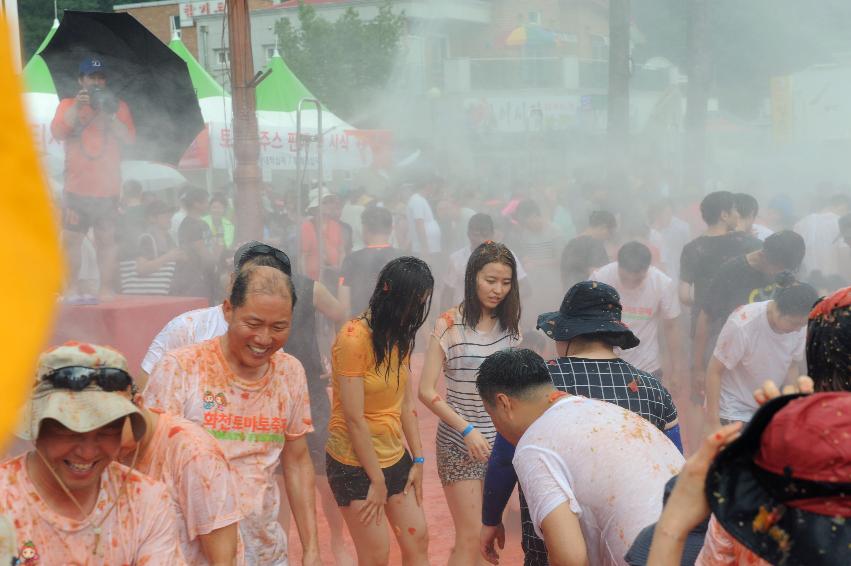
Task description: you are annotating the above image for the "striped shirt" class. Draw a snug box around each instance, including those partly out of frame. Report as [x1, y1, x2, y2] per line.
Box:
[434, 308, 520, 450]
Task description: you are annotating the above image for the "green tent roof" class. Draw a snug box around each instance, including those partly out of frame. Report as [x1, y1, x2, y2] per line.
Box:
[256, 51, 316, 112]
[168, 37, 226, 99]
[22, 19, 59, 94]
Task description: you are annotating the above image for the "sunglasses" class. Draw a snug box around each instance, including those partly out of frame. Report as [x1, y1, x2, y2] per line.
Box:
[43, 366, 134, 392]
[236, 244, 292, 276]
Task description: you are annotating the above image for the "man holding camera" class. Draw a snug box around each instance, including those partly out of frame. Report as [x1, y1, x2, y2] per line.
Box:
[51, 56, 135, 300]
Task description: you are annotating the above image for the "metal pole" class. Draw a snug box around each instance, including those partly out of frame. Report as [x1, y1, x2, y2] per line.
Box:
[296, 98, 323, 281]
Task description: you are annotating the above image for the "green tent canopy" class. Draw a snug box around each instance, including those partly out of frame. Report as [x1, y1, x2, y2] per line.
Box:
[168, 36, 226, 99]
[22, 19, 59, 94]
[256, 49, 316, 113]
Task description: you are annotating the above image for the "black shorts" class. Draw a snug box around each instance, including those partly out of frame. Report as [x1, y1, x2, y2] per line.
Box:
[63, 193, 118, 234]
[326, 452, 412, 507]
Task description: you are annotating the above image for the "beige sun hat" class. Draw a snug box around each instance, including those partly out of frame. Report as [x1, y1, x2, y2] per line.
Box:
[18, 342, 145, 442]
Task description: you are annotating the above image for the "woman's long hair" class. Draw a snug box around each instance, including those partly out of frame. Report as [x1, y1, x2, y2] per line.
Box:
[460, 241, 521, 336]
[365, 257, 434, 383]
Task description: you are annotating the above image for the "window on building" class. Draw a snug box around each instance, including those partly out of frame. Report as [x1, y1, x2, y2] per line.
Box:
[528, 11, 542, 25]
[215, 48, 230, 66]
[590, 34, 608, 61]
[264, 45, 276, 61]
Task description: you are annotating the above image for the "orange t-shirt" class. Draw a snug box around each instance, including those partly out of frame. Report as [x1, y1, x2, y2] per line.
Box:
[696, 516, 771, 565]
[326, 319, 408, 467]
[0, 454, 185, 565]
[143, 337, 312, 565]
[136, 410, 244, 566]
[50, 97, 136, 198]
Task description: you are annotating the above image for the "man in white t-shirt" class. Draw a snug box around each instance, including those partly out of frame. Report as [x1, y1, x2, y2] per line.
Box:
[647, 199, 691, 279]
[476, 349, 684, 566]
[794, 193, 849, 278]
[705, 283, 818, 428]
[406, 175, 442, 256]
[441, 212, 528, 310]
[593, 241, 683, 378]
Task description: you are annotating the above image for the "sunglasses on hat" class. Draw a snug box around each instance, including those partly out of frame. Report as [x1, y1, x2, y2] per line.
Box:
[43, 366, 134, 392]
[236, 243, 292, 275]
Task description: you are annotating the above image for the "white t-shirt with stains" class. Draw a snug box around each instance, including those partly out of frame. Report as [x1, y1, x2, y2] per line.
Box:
[713, 301, 805, 423]
[513, 395, 684, 566]
[593, 262, 681, 374]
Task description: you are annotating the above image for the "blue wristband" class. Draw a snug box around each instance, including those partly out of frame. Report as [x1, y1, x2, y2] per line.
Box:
[413, 457, 425, 464]
[462, 423, 475, 437]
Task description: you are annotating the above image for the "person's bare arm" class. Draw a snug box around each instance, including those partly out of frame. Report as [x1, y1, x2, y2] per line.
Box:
[662, 317, 685, 392]
[135, 248, 184, 276]
[314, 281, 346, 322]
[418, 336, 491, 462]
[338, 284, 352, 318]
[540, 502, 589, 566]
[705, 355, 725, 431]
[281, 436, 321, 566]
[197, 523, 239, 566]
[399, 372, 424, 504]
[678, 281, 693, 306]
[691, 309, 710, 386]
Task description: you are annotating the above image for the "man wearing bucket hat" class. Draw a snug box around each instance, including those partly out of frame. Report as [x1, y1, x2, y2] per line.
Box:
[480, 281, 682, 566]
[0, 342, 184, 565]
[648, 392, 851, 566]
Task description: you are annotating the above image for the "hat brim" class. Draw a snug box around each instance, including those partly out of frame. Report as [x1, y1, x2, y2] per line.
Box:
[18, 389, 145, 442]
[536, 311, 640, 349]
[706, 394, 851, 565]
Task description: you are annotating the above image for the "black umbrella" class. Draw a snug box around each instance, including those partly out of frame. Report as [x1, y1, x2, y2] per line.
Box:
[41, 11, 204, 165]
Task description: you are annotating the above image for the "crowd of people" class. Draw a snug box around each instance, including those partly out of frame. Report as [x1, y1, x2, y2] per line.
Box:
[9, 51, 842, 566]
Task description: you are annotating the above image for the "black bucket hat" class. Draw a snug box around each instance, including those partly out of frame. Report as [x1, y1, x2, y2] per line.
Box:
[536, 281, 639, 349]
[706, 392, 851, 566]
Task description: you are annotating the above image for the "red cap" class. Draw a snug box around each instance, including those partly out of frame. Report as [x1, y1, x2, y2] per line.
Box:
[754, 392, 851, 516]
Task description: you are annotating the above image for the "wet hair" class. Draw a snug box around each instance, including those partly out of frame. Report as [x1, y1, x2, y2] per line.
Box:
[467, 213, 495, 237]
[589, 210, 617, 231]
[229, 265, 294, 309]
[734, 193, 759, 219]
[807, 287, 851, 392]
[515, 199, 541, 221]
[238, 256, 297, 306]
[763, 230, 806, 271]
[700, 191, 735, 225]
[461, 242, 521, 336]
[361, 205, 393, 234]
[618, 241, 652, 273]
[774, 282, 819, 317]
[476, 349, 552, 405]
[123, 180, 143, 199]
[365, 257, 434, 382]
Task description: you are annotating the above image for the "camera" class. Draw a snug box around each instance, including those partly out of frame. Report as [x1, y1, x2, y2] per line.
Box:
[88, 87, 119, 115]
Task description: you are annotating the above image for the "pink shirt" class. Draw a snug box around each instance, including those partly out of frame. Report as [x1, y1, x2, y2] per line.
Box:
[136, 410, 244, 565]
[143, 337, 313, 565]
[0, 454, 184, 565]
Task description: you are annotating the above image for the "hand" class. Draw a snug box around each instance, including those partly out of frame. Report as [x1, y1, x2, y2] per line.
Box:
[480, 523, 506, 565]
[753, 376, 814, 406]
[165, 248, 186, 262]
[659, 422, 742, 534]
[463, 428, 492, 462]
[404, 461, 423, 506]
[75, 89, 90, 107]
[358, 480, 387, 526]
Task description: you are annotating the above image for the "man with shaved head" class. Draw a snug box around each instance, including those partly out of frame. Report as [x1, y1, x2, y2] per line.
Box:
[144, 265, 321, 565]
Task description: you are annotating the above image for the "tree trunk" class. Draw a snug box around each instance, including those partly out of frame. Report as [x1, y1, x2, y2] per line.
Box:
[227, 0, 264, 242]
[684, 0, 710, 193]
